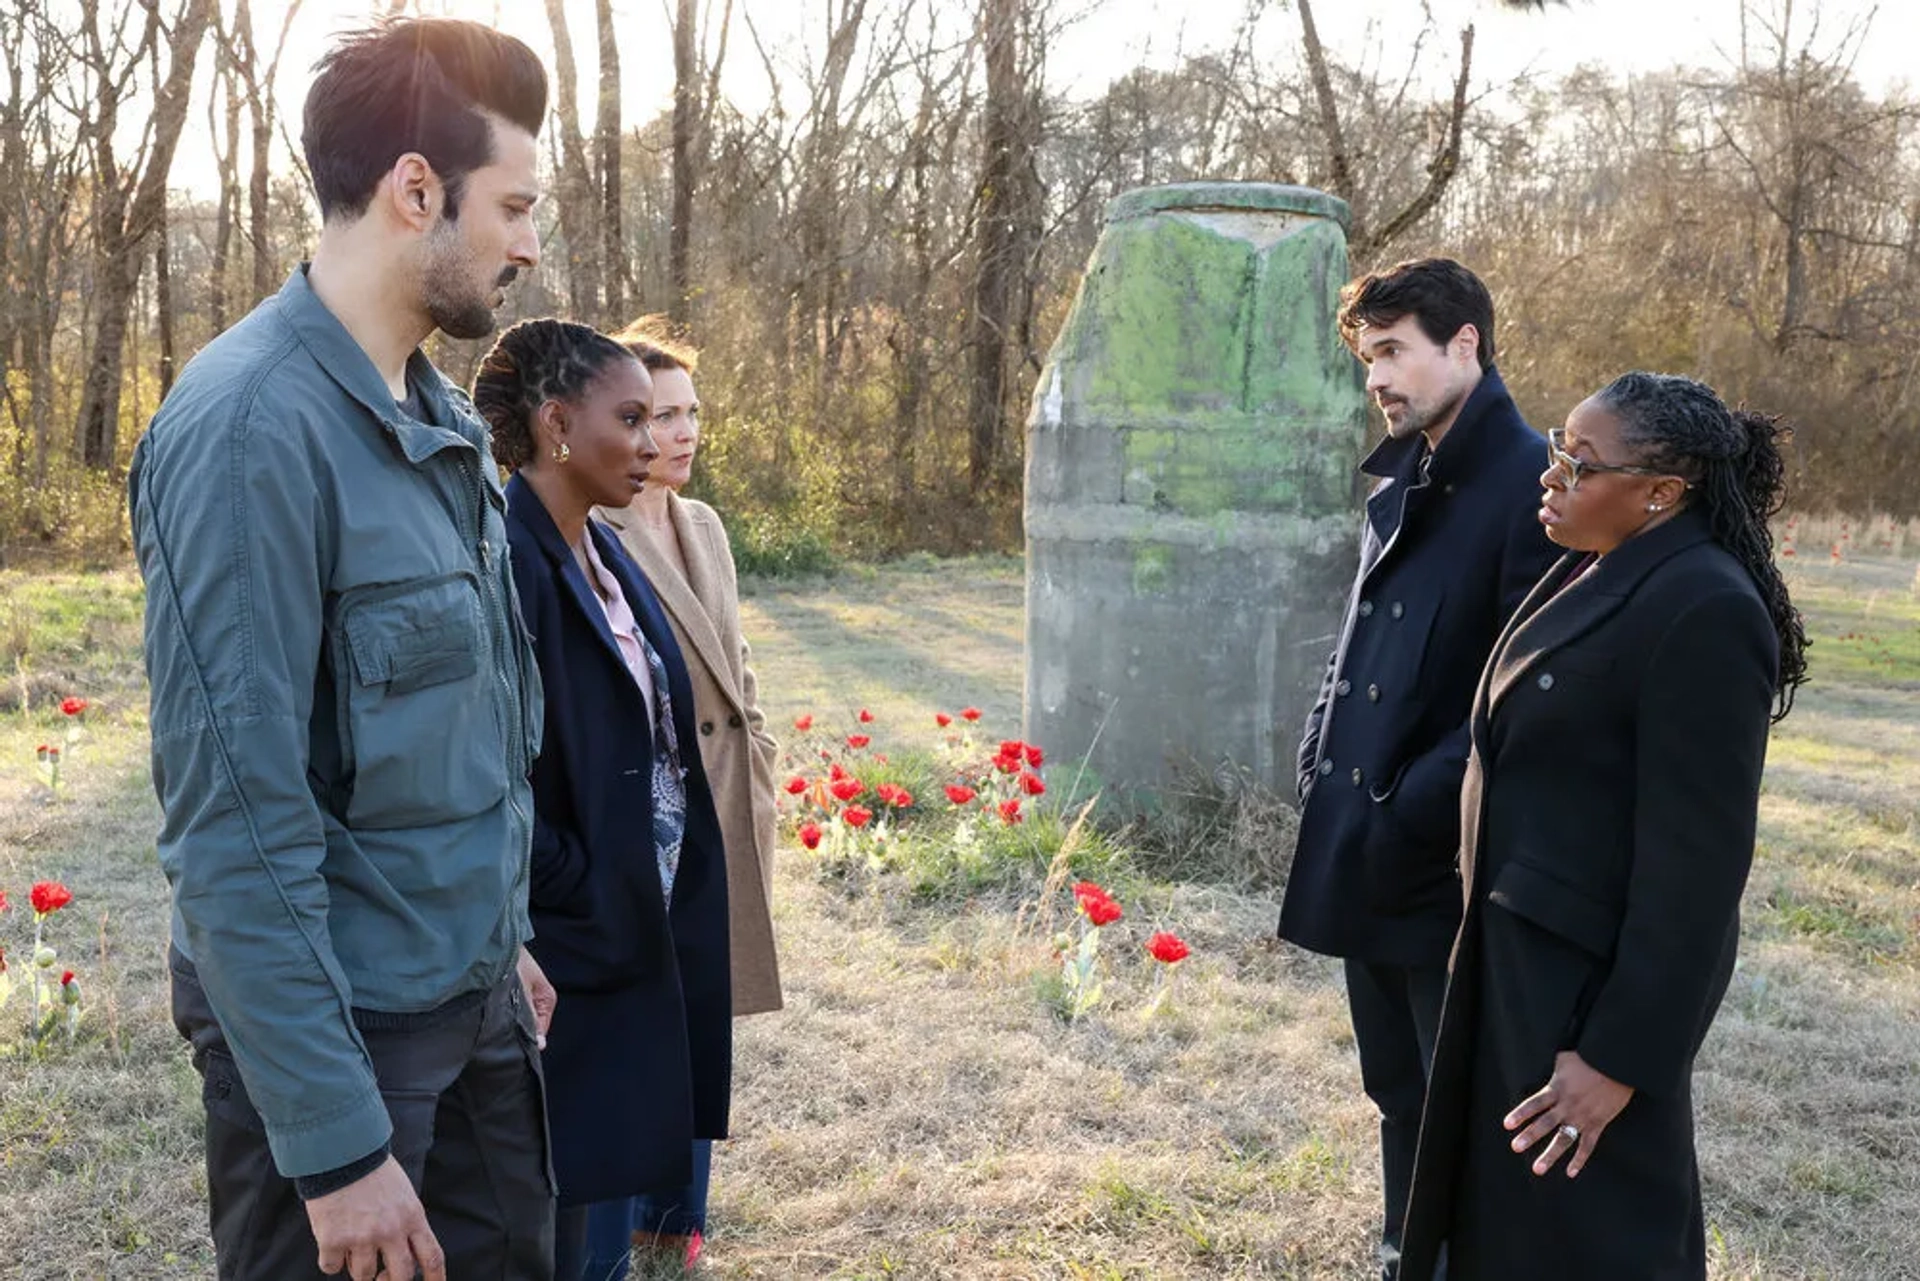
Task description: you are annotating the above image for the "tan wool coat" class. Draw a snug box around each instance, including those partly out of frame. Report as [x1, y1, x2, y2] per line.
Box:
[596, 494, 784, 1015]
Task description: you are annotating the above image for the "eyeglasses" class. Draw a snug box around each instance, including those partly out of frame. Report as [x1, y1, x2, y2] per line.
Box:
[1546, 428, 1690, 492]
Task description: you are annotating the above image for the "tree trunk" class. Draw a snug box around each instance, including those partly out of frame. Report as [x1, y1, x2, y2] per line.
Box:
[156, 202, 175, 399]
[595, 0, 626, 322]
[669, 0, 699, 324]
[966, 0, 1032, 497]
[543, 0, 601, 321]
[74, 0, 211, 469]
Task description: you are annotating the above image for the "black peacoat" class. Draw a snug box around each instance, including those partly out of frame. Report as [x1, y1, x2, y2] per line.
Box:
[1397, 507, 1778, 1281]
[1280, 368, 1559, 966]
[505, 473, 732, 1208]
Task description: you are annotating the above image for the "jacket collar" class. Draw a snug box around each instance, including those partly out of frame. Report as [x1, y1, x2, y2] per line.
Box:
[596, 496, 746, 714]
[1361, 365, 1518, 486]
[273, 265, 480, 465]
[1481, 503, 1715, 715]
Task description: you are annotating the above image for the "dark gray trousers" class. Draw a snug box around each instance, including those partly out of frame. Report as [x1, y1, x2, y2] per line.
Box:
[171, 950, 556, 1280]
[1346, 957, 1448, 1281]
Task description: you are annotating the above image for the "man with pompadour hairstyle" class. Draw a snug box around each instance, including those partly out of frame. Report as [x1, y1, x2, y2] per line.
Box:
[132, 18, 557, 1280]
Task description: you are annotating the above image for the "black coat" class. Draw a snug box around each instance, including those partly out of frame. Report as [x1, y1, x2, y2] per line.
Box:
[1398, 508, 1778, 1281]
[505, 473, 732, 1207]
[1280, 368, 1559, 966]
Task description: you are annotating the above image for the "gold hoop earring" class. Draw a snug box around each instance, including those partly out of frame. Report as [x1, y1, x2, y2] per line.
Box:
[553, 442, 571, 464]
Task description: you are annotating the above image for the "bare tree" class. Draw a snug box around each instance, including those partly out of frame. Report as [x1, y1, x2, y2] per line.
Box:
[595, 0, 628, 320]
[966, 0, 1043, 495]
[73, 0, 214, 469]
[544, 0, 602, 320]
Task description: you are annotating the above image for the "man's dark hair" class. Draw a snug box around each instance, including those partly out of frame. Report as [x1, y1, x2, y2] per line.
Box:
[303, 18, 547, 223]
[1337, 257, 1497, 370]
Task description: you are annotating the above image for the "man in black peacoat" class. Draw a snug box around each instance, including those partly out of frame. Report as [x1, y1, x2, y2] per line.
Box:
[1278, 261, 1558, 1279]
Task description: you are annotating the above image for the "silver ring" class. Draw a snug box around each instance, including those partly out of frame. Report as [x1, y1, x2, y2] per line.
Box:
[1558, 1123, 1581, 1143]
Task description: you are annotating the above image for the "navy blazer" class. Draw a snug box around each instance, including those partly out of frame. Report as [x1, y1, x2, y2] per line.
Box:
[505, 473, 731, 1204]
[1279, 368, 1561, 968]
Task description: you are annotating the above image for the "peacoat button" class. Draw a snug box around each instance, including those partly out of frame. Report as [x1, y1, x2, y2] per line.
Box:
[1318, 759, 1335, 777]
[1367, 684, 1381, 702]
[1390, 601, 1405, 620]
[1537, 673, 1555, 691]
[727, 713, 743, 728]
[700, 720, 716, 735]
[1351, 768, 1364, 787]
[1336, 679, 1352, 697]
[1358, 600, 1375, 618]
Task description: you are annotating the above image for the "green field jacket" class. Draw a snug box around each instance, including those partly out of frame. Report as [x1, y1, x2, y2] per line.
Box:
[128, 267, 542, 1180]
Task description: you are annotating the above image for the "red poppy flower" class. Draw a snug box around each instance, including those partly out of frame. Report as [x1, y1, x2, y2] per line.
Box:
[794, 714, 814, 732]
[784, 776, 809, 795]
[847, 734, 871, 749]
[1146, 932, 1190, 964]
[60, 697, 88, 717]
[0, 889, 8, 912]
[858, 709, 875, 723]
[29, 881, 72, 915]
[1019, 771, 1046, 797]
[998, 739, 1025, 759]
[1024, 744, 1044, 768]
[1082, 894, 1122, 927]
[875, 783, 900, 805]
[830, 763, 848, 782]
[35, 744, 50, 758]
[945, 784, 977, 805]
[1072, 880, 1113, 908]
[830, 778, 864, 803]
[880, 786, 913, 807]
[960, 707, 982, 721]
[798, 822, 823, 850]
[61, 969, 75, 986]
[998, 798, 1024, 825]
[994, 753, 1021, 774]
[935, 712, 953, 728]
[843, 805, 874, 829]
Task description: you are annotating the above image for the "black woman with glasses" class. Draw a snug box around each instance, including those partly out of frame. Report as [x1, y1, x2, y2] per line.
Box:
[1398, 373, 1808, 1281]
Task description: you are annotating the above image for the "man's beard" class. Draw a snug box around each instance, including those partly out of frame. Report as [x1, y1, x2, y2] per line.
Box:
[1382, 385, 1464, 441]
[421, 223, 514, 340]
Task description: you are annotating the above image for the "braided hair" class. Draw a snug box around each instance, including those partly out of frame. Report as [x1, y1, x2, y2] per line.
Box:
[471, 318, 637, 470]
[1594, 371, 1809, 720]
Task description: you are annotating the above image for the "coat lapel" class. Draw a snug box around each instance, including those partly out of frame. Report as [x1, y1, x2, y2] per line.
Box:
[597, 499, 747, 714]
[1483, 508, 1716, 715]
[592, 521, 702, 747]
[506, 473, 632, 684]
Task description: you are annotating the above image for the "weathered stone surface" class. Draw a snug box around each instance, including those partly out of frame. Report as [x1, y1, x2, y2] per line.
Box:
[1025, 182, 1368, 801]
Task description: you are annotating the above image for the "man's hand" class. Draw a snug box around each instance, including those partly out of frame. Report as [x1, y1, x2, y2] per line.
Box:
[1504, 1050, 1635, 1178]
[517, 946, 555, 1049]
[307, 1156, 444, 1281]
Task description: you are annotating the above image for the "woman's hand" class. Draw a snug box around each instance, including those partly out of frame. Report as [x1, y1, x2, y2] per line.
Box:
[1504, 1050, 1634, 1178]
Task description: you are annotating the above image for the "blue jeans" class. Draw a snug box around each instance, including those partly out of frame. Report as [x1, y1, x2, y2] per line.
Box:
[561, 1140, 713, 1280]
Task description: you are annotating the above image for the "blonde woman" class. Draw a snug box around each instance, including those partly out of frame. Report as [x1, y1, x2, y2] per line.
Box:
[587, 321, 781, 1272]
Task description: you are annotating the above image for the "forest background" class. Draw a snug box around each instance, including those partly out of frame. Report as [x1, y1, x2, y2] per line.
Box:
[0, 0, 1913, 568]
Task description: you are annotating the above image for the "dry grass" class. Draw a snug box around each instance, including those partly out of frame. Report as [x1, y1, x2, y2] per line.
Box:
[1, 552, 1916, 1279]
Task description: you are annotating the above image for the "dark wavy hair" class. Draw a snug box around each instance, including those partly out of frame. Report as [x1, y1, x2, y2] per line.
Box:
[1337, 257, 1496, 370]
[471, 319, 637, 471]
[303, 18, 547, 222]
[1594, 371, 1809, 720]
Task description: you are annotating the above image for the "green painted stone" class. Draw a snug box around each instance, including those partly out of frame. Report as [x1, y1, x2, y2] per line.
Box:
[1025, 182, 1369, 800]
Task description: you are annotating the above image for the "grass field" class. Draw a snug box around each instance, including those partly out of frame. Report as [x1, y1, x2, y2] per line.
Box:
[0, 550, 1916, 1279]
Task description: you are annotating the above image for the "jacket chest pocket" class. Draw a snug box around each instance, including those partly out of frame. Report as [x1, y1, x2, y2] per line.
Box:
[334, 572, 510, 830]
